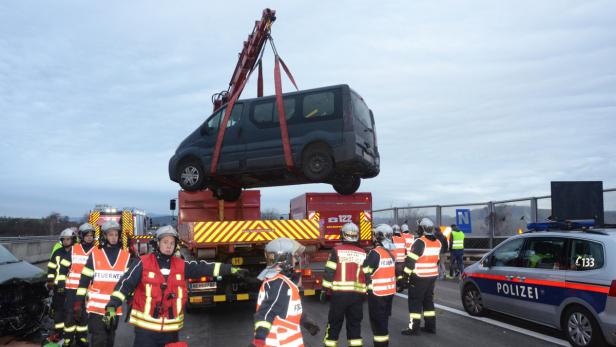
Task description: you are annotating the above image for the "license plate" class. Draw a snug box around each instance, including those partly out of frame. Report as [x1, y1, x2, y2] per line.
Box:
[191, 282, 217, 290]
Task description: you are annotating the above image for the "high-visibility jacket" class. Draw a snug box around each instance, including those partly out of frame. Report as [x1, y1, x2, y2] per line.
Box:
[323, 244, 367, 293]
[256, 274, 304, 347]
[369, 247, 396, 296]
[66, 244, 94, 290]
[86, 248, 130, 315]
[392, 235, 406, 263]
[414, 237, 442, 278]
[451, 230, 465, 250]
[402, 233, 415, 253]
[129, 253, 187, 332]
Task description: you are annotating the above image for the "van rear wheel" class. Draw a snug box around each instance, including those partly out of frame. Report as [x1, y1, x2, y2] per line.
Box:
[332, 175, 360, 195]
[302, 144, 333, 181]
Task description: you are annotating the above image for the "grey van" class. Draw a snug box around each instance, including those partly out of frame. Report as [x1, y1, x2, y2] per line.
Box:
[461, 228, 616, 347]
[169, 84, 379, 201]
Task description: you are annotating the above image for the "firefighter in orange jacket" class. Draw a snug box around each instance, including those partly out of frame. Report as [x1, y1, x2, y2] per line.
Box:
[107, 225, 247, 347]
[75, 220, 131, 347]
[250, 238, 320, 347]
[363, 224, 397, 347]
[391, 224, 407, 290]
[62, 223, 95, 347]
[401, 217, 447, 336]
[322, 222, 367, 347]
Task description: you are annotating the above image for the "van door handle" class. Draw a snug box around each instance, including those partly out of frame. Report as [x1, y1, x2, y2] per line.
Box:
[505, 275, 515, 280]
[518, 276, 526, 282]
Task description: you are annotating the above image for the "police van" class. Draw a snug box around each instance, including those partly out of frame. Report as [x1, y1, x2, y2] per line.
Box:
[460, 221, 616, 347]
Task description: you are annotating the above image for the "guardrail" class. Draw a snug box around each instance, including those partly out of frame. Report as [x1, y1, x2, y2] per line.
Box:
[0, 236, 57, 244]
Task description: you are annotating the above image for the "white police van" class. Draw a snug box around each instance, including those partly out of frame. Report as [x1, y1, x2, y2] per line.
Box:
[461, 221, 616, 347]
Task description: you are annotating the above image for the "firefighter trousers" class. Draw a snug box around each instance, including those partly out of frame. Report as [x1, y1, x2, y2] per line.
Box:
[324, 292, 364, 346]
[407, 275, 436, 332]
[368, 294, 393, 347]
[88, 313, 116, 347]
[52, 291, 67, 335]
[133, 327, 179, 347]
[63, 290, 88, 347]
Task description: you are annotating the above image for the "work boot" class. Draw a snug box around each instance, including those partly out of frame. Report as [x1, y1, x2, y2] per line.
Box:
[401, 328, 420, 336]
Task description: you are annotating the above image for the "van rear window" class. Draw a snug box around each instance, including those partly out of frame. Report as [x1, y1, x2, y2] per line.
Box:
[351, 93, 372, 128]
[303, 92, 335, 119]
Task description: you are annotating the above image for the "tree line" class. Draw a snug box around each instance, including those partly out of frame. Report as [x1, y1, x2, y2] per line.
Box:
[0, 213, 79, 237]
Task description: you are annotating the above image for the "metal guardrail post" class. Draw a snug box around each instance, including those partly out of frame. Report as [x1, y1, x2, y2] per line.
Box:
[531, 197, 538, 223]
[488, 201, 494, 249]
[394, 208, 399, 226]
[436, 205, 442, 226]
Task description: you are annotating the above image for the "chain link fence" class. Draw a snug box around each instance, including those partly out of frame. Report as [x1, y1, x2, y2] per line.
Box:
[373, 188, 616, 250]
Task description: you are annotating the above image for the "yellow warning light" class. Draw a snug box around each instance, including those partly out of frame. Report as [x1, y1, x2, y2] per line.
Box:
[517, 228, 523, 234]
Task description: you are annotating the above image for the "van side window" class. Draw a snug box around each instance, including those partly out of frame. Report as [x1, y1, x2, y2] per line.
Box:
[252, 98, 295, 126]
[569, 239, 604, 271]
[226, 104, 244, 128]
[490, 238, 524, 267]
[520, 237, 567, 270]
[303, 91, 335, 119]
[206, 110, 223, 132]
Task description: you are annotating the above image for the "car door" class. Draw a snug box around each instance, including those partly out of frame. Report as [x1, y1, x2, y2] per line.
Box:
[478, 237, 528, 317]
[197, 105, 245, 174]
[513, 236, 568, 325]
[245, 97, 296, 171]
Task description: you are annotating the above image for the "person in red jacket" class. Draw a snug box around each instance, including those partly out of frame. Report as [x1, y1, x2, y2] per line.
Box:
[250, 237, 319, 347]
[107, 225, 247, 347]
[322, 222, 367, 347]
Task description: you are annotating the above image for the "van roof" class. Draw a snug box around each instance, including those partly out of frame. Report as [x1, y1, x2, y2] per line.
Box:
[234, 84, 350, 104]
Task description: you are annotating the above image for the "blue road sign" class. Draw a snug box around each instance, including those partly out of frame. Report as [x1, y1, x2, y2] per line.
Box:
[456, 209, 472, 234]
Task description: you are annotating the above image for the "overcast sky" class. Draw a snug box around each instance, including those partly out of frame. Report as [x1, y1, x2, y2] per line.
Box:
[1, 1, 615, 218]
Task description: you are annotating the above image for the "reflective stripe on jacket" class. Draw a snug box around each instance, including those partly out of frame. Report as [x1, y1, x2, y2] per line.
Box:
[392, 236, 407, 263]
[369, 247, 396, 296]
[451, 230, 465, 250]
[66, 244, 93, 290]
[86, 248, 130, 315]
[414, 237, 441, 278]
[323, 244, 367, 293]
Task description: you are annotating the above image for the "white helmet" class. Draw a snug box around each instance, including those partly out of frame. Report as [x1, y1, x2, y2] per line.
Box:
[155, 225, 178, 240]
[373, 224, 393, 242]
[417, 217, 435, 235]
[392, 224, 401, 235]
[264, 237, 305, 275]
[59, 228, 76, 241]
[340, 222, 359, 242]
[101, 220, 121, 233]
[78, 223, 95, 240]
[401, 223, 409, 232]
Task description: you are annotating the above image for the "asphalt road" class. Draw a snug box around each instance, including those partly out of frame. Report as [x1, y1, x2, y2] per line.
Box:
[113, 279, 570, 347]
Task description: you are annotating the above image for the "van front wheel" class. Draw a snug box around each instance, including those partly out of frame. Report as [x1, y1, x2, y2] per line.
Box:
[333, 175, 360, 195]
[178, 160, 206, 191]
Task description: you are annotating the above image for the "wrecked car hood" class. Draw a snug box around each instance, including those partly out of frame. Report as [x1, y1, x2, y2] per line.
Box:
[0, 260, 46, 284]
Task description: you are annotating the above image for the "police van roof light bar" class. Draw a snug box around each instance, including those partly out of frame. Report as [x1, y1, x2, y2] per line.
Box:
[526, 219, 595, 232]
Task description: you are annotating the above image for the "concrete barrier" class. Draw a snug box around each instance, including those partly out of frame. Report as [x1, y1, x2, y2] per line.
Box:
[1, 240, 56, 264]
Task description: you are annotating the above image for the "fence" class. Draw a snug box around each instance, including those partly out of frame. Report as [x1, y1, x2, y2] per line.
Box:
[373, 188, 616, 249]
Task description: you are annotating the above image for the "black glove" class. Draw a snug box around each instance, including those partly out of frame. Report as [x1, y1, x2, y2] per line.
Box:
[232, 267, 250, 279]
[102, 306, 117, 330]
[301, 318, 320, 336]
[319, 290, 328, 303]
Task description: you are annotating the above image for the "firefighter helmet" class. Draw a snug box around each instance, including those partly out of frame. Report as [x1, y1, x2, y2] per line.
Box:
[59, 228, 76, 242]
[78, 223, 95, 240]
[264, 237, 305, 275]
[340, 222, 359, 242]
[373, 224, 393, 242]
[392, 224, 401, 235]
[417, 217, 435, 235]
[401, 223, 409, 232]
[154, 225, 180, 253]
[101, 220, 121, 233]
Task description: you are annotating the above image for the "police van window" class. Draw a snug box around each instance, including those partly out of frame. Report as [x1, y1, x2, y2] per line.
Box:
[303, 91, 335, 119]
[569, 239, 604, 271]
[490, 238, 524, 267]
[520, 238, 567, 270]
[252, 99, 294, 126]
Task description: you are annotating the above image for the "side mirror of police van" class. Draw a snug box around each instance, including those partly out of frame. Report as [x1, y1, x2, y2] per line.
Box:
[482, 254, 493, 268]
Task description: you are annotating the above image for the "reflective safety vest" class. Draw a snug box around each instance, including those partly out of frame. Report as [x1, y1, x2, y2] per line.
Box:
[129, 253, 187, 332]
[414, 237, 441, 278]
[402, 233, 415, 253]
[66, 244, 93, 290]
[324, 244, 367, 293]
[392, 236, 406, 263]
[256, 274, 304, 347]
[86, 248, 130, 315]
[369, 247, 396, 296]
[451, 230, 465, 250]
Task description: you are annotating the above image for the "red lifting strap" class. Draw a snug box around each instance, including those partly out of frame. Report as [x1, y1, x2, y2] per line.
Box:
[257, 60, 263, 97]
[274, 55, 294, 170]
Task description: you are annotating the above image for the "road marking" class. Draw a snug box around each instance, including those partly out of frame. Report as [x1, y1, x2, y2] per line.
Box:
[394, 293, 569, 346]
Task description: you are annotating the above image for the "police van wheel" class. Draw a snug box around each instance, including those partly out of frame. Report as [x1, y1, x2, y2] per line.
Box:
[562, 306, 606, 347]
[462, 284, 486, 317]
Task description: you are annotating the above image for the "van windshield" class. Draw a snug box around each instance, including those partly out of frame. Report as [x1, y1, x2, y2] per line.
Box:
[351, 93, 372, 128]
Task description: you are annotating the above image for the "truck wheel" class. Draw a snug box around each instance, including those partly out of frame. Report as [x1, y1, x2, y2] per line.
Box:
[302, 144, 333, 181]
[332, 175, 360, 195]
[178, 160, 205, 191]
[562, 305, 606, 347]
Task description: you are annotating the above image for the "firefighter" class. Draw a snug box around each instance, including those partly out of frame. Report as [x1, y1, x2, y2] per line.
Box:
[322, 222, 366, 347]
[46, 228, 75, 343]
[449, 224, 465, 278]
[75, 220, 131, 347]
[250, 237, 320, 347]
[61, 223, 95, 347]
[107, 225, 247, 347]
[363, 225, 397, 347]
[401, 223, 415, 254]
[402, 217, 448, 336]
[391, 225, 407, 290]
